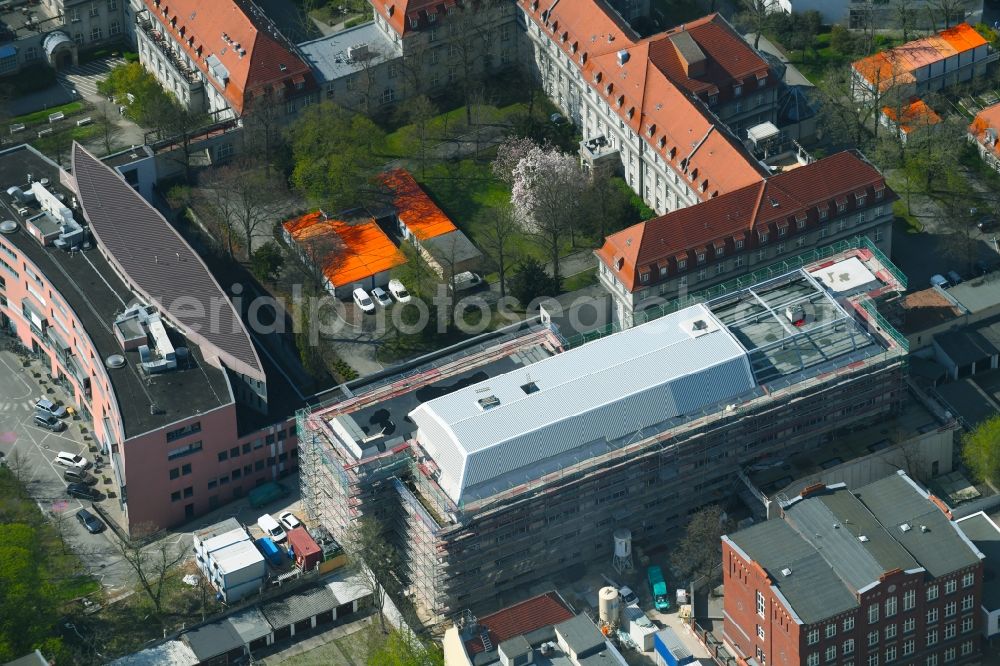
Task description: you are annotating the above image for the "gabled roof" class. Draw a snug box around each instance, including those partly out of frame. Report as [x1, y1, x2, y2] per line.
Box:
[464, 592, 575, 655]
[371, 0, 500, 37]
[596, 151, 889, 292]
[647, 14, 773, 103]
[853, 23, 987, 91]
[969, 101, 1000, 159]
[141, 0, 312, 114]
[882, 98, 942, 134]
[380, 168, 458, 240]
[282, 211, 406, 287]
[72, 143, 265, 381]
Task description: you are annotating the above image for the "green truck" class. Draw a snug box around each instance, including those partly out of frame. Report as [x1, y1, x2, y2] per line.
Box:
[647, 565, 670, 612]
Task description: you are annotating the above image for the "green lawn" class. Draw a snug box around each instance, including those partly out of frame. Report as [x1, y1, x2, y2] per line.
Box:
[563, 266, 598, 291]
[383, 101, 530, 158]
[13, 101, 85, 126]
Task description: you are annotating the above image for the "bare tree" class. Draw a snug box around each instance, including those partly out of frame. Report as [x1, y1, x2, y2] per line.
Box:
[739, 0, 773, 50]
[669, 505, 733, 587]
[241, 87, 286, 174]
[200, 164, 285, 259]
[93, 102, 124, 157]
[477, 202, 521, 298]
[891, 0, 917, 42]
[341, 516, 401, 634]
[404, 95, 438, 178]
[352, 48, 387, 116]
[288, 222, 344, 296]
[109, 522, 186, 620]
[926, 0, 969, 30]
[448, 0, 506, 125]
[4, 448, 31, 496]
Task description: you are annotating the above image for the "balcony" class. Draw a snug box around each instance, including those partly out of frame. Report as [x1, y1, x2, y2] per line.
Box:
[139, 18, 201, 86]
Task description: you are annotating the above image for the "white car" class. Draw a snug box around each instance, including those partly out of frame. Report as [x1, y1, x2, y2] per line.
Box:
[257, 514, 287, 543]
[352, 287, 375, 313]
[388, 279, 411, 303]
[55, 451, 89, 469]
[278, 511, 302, 531]
[371, 287, 392, 308]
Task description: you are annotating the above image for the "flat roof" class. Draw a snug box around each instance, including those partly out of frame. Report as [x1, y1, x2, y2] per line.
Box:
[0, 145, 233, 439]
[72, 144, 264, 381]
[214, 539, 265, 574]
[956, 512, 1000, 611]
[283, 211, 406, 287]
[422, 230, 482, 266]
[297, 21, 401, 83]
[948, 272, 1000, 314]
[935, 371, 1000, 428]
[107, 641, 199, 666]
[808, 256, 879, 294]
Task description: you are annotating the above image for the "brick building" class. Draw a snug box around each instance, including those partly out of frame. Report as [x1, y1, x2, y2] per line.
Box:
[723, 472, 985, 666]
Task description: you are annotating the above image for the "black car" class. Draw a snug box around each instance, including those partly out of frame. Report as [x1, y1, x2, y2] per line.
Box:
[75, 508, 104, 534]
[978, 216, 998, 232]
[66, 483, 101, 501]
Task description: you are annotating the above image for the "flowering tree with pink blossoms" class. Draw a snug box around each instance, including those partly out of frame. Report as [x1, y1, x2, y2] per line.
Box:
[502, 142, 586, 282]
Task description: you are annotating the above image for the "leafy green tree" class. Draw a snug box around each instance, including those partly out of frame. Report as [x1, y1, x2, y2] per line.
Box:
[829, 24, 858, 56]
[251, 242, 285, 283]
[508, 256, 559, 307]
[368, 628, 444, 666]
[670, 505, 732, 586]
[0, 523, 64, 662]
[287, 102, 386, 213]
[962, 415, 1000, 487]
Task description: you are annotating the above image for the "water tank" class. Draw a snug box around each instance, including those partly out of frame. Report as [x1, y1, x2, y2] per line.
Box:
[598, 586, 620, 624]
[613, 528, 632, 559]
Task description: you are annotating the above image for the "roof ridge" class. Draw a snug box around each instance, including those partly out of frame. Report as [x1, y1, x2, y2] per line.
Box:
[747, 179, 767, 232]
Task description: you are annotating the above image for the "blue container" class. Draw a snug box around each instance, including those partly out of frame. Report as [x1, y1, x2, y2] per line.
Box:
[653, 627, 694, 666]
[256, 537, 283, 566]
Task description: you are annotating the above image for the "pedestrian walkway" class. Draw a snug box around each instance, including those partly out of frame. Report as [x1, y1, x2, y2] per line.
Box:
[56, 57, 125, 101]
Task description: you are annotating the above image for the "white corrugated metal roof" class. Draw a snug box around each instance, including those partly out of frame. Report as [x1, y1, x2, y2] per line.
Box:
[201, 528, 250, 555]
[410, 303, 755, 503]
[213, 539, 265, 574]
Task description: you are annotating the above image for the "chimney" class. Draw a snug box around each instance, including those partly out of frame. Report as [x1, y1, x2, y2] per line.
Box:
[617, 49, 629, 66]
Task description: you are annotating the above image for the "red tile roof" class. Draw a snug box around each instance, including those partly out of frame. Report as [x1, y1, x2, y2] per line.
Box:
[521, 1, 767, 201]
[597, 151, 893, 292]
[142, 0, 312, 115]
[647, 14, 775, 105]
[882, 99, 941, 135]
[464, 592, 575, 655]
[969, 102, 1000, 160]
[370, 0, 478, 37]
[379, 168, 458, 240]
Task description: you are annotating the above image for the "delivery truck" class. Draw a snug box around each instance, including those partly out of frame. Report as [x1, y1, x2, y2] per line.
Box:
[647, 565, 670, 611]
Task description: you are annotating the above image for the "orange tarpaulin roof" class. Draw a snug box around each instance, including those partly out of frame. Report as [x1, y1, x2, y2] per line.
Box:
[853, 23, 987, 91]
[882, 98, 941, 134]
[283, 211, 406, 287]
[380, 168, 458, 241]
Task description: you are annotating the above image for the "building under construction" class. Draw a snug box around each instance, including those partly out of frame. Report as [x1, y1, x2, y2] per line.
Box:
[297, 243, 911, 621]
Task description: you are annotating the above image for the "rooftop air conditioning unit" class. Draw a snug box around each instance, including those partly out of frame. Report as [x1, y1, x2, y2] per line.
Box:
[348, 43, 369, 61]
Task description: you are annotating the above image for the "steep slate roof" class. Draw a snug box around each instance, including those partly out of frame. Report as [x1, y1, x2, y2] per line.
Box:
[140, 0, 312, 114]
[380, 168, 458, 240]
[853, 23, 987, 91]
[71, 144, 265, 381]
[282, 211, 406, 287]
[464, 592, 575, 655]
[597, 151, 890, 292]
[520, 1, 764, 204]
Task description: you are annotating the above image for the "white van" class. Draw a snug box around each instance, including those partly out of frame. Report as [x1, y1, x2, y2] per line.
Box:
[257, 514, 287, 543]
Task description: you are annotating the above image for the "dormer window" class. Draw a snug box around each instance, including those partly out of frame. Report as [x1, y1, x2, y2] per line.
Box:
[734, 83, 742, 97]
[669, 147, 677, 159]
[560, 31, 567, 43]
[640, 271, 650, 283]
[697, 251, 706, 264]
[616, 95, 624, 107]
[758, 230, 769, 243]
[605, 83, 613, 95]
[819, 206, 829, 221]
[796, 213, 807, 230]
[627, 107, 634, 119]
[708, 93, 718, 105]
[657, 136, 666, 149]
[837, 198, 847, 214]
[715, 245, 724, 258]
[757, 74, 767, 88]
[659, 265, 668, 277]
[856, 193, 867, 206]
[646, 124, 655, 137]
[677, 258, 687, 271]
[571, 42, 578, 54]
[777, 224, 787, 237]
[594, 71, 602, 83]
[409, 16, 418, 28]
[428, 11, 437, 22]
[735, 238, 744, 250]
[875, 184, 885, 199]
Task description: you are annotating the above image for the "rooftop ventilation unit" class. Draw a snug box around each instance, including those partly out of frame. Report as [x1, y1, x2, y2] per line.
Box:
[0, 220, 17, 234]
[781, 567, 792, 576]
[105, 354, 126, 369]
[617, 49, 629, 66]
[477, 395, 501, 411]
[900, 523, 912, 533]
[858, 535, 869, 543]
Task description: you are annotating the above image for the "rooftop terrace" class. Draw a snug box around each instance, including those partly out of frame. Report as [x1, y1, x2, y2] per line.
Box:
[0, 145, 232, 439]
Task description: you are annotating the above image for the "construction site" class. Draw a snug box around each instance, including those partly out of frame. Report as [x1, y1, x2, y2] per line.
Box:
[297, 243, 912, 624]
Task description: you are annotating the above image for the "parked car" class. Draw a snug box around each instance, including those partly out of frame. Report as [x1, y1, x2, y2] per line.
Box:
[388, 279, 411, 303]
[64, 468, 97, 485]
[352, 287, 375, 313]
[35, 398, 67, 418]
[278, 511, 302, 531]
[75, 508, 104, 534]
[449, 271, 484, 293]
[55, 451, 89, 469]
[371, 287, 392, 308]
[257, 514, 287, 543]
[978, 216, 998, 232]
[619, 586, 638, 606]
[67, 483, 101, 501]
[930, 274, 949, 288]
[946, 270, 963, 286]
[35, 413, 67, 432]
